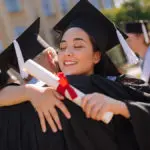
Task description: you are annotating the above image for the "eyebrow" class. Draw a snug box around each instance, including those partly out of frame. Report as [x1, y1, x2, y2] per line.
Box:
[60, 38, 86, 44]
[73, 38, 85, 42]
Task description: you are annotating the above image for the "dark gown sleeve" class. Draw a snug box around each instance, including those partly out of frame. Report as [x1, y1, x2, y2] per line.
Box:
[115, 74, 150, 93]
[121, 85, 150, 150]
[116, 73, 150, 149]
[93, 75, 150, 150]
[126, 101, 150, 150]
[56, 75, 150, 150]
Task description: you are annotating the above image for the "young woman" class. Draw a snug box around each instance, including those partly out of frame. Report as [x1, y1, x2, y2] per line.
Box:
[50, 1, 150, 150]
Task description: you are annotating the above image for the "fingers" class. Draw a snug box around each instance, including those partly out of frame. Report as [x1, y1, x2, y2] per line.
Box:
[37, 106, 63, 133]
[43, 110, 57, 133]
[49, 107, 62, 131]
[85, 100, 95, 118]
[82, 94, 98, 118]
[90, 105, 101, 119]
[31, 88, 70, 133]
[55, 100, 71, 119]
[95, 102, 112, 121]
[82, 93, 108, 120]
[82, 94, 93, 111]
[96, 103, 107, 121]
[37, 111, 47, 133]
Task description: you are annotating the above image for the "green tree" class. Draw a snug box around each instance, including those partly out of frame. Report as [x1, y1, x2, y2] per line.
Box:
[143, 0, 150, 5]
[102, 0, 150, 28]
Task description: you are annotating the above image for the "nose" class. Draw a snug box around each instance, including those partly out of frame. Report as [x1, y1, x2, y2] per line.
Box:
[64, 48, 73, 56]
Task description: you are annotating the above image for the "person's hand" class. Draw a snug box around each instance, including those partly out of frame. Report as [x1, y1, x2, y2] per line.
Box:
[34, 47, 60, 74]
[25, 84, 71, 133]
[47, 47, 60, 74]
[81, 93, 130, 121]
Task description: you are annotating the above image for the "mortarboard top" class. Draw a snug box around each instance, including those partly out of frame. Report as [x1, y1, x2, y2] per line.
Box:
[125, 21, 149, 34]
[0, 17, 49, 74]
[53, 0, 127, 54]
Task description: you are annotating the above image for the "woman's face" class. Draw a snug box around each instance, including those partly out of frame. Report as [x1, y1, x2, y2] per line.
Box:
[58, 27, 101, 75]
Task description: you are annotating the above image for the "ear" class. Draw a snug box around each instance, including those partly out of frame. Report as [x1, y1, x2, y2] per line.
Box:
[93, 51, 101, 64]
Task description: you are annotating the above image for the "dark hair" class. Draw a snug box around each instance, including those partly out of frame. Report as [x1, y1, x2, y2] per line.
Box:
[88, 33, 120, 77]
[88, 36, 100, 52]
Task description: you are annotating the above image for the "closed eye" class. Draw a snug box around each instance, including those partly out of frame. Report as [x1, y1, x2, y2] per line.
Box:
[59, 41, 67, 51]
[74, 45, 84, 49]
[59, 47, 66, 51]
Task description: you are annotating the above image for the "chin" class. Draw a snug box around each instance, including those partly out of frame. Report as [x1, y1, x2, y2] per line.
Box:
[64, 72, 77, 75]
[63, 70, 79, 75]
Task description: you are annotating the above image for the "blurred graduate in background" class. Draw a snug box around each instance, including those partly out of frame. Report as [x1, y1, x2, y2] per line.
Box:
[125, 21, 150, 83]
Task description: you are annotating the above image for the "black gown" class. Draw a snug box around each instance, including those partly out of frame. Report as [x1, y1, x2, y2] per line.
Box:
[115, 74, 150, 93]
[0, 74, 150, 150]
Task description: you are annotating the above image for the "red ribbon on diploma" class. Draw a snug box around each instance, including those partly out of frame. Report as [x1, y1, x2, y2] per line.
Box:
[56, 72, 77, 100]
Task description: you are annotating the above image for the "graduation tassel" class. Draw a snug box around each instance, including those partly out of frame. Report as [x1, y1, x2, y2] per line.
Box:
[116, 28, 139, 65]
[13, 40, 28, 79]
[141, 20, 149, 44]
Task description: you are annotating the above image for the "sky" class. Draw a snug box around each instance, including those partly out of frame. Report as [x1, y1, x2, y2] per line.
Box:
[114, 0, 125, 7]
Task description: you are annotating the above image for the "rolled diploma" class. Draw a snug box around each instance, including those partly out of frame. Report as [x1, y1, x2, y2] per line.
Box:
[23, 59, 113, 124]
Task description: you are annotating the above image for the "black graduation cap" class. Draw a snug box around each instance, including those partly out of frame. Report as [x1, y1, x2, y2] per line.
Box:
[0, 17, 49, 78]
[53, 0, 139, 76]
[125, 21, 148, 33]
[125, 21, 150, 44]
[53, 0, 127, 53]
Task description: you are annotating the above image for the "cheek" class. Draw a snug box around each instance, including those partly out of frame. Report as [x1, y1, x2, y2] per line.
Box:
[82, 54, 93, 61]
[76, 46, 93, 56]
[80, 49, 94, 61]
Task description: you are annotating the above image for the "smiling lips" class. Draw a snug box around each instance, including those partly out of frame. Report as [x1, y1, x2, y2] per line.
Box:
[64, 60, 78, 66]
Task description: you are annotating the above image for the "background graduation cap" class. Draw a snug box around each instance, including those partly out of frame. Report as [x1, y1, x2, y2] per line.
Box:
[0, 17, 49, 79]
[53, 0, 138, 76]
[125, 21, 150, 44]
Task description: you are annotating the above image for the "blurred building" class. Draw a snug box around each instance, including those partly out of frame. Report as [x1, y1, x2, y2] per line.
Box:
[0, 0, 115, 53]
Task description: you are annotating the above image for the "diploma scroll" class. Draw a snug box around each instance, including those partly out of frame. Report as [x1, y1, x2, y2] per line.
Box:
[23, 59, 113, 124]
